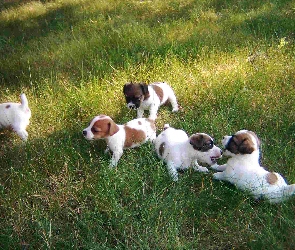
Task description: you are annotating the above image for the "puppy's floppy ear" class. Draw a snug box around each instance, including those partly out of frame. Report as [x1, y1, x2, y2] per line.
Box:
[140, 83, 149, 95]
[108, 121, 119, 136]
[123, 83, 130, 93]
[238, 138, 255, 154]
[189, 134, 203, 150]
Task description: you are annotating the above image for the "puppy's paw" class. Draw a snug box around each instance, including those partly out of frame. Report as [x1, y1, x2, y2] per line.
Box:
[108, 163, 116, 168]
[196, 166, 209, 173]
[213, 172, 223, 180]
[104, 147, 110, 154]
[211, 163, 220, 170]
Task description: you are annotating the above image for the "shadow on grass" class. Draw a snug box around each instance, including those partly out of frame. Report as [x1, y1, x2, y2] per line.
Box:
[1, 0, 294, 89]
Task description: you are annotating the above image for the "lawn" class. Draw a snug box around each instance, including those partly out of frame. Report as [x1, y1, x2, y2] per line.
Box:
[1, 0, 295, 249]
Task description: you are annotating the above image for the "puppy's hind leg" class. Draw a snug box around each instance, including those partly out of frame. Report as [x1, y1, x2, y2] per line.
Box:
[266, 184, 295, 203]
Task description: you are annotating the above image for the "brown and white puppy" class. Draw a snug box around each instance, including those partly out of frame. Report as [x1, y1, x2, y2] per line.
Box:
[0, 93, 31, 141]
[154, 124, 222, 181]
[212, 130, 295, 203]
[83, 115, 156, 167]
[123, 82, 179, 120]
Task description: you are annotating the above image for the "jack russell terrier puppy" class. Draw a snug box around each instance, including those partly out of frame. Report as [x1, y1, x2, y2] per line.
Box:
[123, 82, 179, 120]
[0, 93, 31, 141]
[83, 115, 156, 167]
[154, 124, 222, 181]
[212, 130, 295, 203]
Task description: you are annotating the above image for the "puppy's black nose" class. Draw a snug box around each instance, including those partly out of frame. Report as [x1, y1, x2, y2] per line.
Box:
[83, 130, 87, 136]
[220, 149, 223, 155]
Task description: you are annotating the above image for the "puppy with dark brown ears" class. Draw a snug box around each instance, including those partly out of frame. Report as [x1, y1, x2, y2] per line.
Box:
[154, 124, 222, 181]
[212, 130, 295, 203]
[123, 82, 179, 120]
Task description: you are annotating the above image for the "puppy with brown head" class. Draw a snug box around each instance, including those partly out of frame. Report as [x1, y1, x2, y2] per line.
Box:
[83, 115, 156, 167]
[213, 130, 295, 203]
[123, 82, 179, 120]
[154, 124, 222, 181]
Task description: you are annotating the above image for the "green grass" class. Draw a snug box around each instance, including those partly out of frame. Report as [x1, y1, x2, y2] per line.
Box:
[1, 0, 295, 249]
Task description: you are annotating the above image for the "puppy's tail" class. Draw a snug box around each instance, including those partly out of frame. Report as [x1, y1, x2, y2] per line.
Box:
[20, 93, 29, 109]
[163, 124, 170, 130]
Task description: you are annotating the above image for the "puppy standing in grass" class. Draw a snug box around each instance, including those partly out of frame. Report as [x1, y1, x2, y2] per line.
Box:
[0, 93, 31, 141]
[212, 130, 295, 203]
[154, 124, 222, 181]
[83, 115, 156, 167]
[123, 82, 179, 120]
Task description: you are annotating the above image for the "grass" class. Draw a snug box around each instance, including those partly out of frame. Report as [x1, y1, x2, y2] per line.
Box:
[1, 0, 295, 249]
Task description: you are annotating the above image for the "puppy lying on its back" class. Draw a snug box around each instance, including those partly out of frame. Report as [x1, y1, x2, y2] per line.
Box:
[212, 130, 295, 203]
[154, 124, 222, 181]
[0, 93, 31, 141]
[83, 115, 156, 167]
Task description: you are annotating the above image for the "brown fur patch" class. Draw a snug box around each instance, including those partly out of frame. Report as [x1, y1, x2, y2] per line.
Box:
[5, 105, 10, 109]
[124, 126, 146, 148]
[123, 83, 143, 97]
[266, 172, 278, 185]
[152, 84, 164, 102]
[190, 134, 213, 152]
[91, 118, 119, 139]
[227, 132, 256, 154]
[159, 142, 165, 156]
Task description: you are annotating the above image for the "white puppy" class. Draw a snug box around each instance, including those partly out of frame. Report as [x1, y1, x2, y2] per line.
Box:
[212, 130, 295, 203]
[123, 82, 179, 120]
[83, 115, 156, 167]
[0, 93, 31, 141]
[154, 124, 222, 181]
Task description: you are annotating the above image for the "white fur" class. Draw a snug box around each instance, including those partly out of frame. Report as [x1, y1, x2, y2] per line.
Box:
[83, 115, 156, 167]
[213, 130, 295, 203]
[154, 124, 222, 181]
[0, 93, 31, 141]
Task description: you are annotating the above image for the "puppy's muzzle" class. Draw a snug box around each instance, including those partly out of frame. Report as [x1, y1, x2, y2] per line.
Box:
[127, 103, 137, 110]
[82, 130, 87, 136]
[210, 149, 223, 163]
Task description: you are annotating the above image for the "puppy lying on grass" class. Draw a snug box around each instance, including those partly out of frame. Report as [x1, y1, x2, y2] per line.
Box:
[0, 93, 31, 141]
[212, 130, 295, 203]
[154, 124, 222, 181]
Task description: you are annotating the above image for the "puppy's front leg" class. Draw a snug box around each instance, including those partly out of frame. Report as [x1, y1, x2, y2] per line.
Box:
[137, 108, 144, 118]
[148, 105, 158, 120]
[193, 161, 209, 173]
[213, 172, 227, 181]
[167, 162, 179, 181]
[14, 129, 28, 141]
[211, 164, 227, 172]
[109, 150, 123, 168]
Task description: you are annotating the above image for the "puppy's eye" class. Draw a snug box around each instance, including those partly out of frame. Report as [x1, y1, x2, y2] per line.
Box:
[92, 127, 101, 133]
